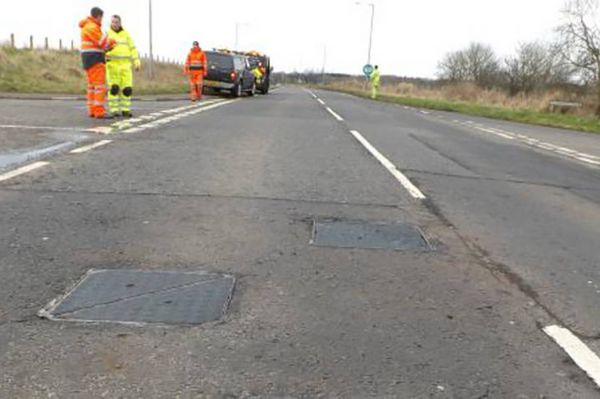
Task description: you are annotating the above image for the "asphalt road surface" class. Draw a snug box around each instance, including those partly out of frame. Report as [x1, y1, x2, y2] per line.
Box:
[0, 87, 599, 398]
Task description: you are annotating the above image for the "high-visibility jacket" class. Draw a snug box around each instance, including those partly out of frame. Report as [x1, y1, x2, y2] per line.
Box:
[185, 48, 207, 75]
[106, 28, 140, 67]
[370, 69, 381, 87]
[79, 16, 114, 70]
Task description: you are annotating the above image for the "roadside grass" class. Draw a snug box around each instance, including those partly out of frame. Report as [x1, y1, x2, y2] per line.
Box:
[0, 45, 188, 95]
[316, 84, 600, 134]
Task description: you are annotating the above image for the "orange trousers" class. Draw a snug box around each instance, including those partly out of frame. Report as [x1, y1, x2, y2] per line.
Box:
[188, 71, 204, 101]
[86, 63, 107, 117]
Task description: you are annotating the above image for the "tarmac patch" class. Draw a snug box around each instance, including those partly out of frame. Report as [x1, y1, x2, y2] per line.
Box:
[39, 270, 235, 326]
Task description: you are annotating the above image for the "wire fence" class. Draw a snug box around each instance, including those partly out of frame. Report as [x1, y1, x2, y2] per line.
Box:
[4, 33, 182, 65]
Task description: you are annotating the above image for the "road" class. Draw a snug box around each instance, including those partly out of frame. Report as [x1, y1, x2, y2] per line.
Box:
[0, 86, 599, 398]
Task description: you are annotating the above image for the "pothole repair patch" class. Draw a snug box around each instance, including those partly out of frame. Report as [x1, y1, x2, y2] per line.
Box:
[312, 219, 431, 251]
[39, 269, 235, 325]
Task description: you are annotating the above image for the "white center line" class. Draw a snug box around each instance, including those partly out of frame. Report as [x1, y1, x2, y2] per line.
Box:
[70, 140, 112, 154]
[317, 98, 326, 106]
[544, 325, 600, 388]
[349, 130, 426, 200]
[0, 161, 49, 183]
[326, 107, 344, 122]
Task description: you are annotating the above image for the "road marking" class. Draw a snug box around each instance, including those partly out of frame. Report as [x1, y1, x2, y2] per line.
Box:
[122, 99, 239, 134]
[317, 98, 326, 106]
[70, 140, 112, 154]
[349, 130, 426, 200]
[0, 161, 49, 183]
[475, 126, 515, 140]
[0, 124, 88, 132]
[544, 325, 600, 388]
[326, 107, 344, 121]
[419, 110, 430, 115]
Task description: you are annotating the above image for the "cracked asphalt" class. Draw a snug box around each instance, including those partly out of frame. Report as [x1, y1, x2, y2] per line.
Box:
[0, 87, 599, 398]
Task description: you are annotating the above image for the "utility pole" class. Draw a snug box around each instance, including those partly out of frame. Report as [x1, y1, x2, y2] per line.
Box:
[148, 0, 154, 79]
[321, 45, 327, 84]
[367, 3, 374, 65]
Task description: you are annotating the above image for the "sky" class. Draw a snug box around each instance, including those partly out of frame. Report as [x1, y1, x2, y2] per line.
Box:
[0, 0, 569, 78]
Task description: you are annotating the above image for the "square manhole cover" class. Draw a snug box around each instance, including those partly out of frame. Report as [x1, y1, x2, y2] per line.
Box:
[39, 270, 235, 325]
[311, 219, 431, 251]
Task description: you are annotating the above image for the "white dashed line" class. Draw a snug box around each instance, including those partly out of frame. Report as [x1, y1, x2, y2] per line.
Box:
[317, 98, 326, 106]
[326, 107, 344, 122]
[544, 325, 600, 388]
[350, 130, 426, 200]
[0, 161, 49, 183]
[70, 140, 112, 154]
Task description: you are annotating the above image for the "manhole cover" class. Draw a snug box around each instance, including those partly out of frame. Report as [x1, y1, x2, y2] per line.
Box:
[39, 270, 235, 325]
[311, 219, 431, 251]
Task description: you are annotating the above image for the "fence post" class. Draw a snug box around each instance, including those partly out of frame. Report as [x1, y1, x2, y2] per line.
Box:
[44, 37, 49, 50]
[29, 35, 34, 50]
[59, 39, 62, 50]
[10, 33, 15, 48]
[71, 40, 75, 51]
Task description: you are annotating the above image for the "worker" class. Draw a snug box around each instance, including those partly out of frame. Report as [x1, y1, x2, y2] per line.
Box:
[184, 41, 207, 102]
[106, 15, 141, 118]
[370, 65, 381, 99]
[79, 7, 115, 119]
[251, 62, 264, 85]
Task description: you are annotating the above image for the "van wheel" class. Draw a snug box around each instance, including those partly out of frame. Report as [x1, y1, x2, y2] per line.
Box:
[231, 83, 242, 97]
[248, 82, 256, 96]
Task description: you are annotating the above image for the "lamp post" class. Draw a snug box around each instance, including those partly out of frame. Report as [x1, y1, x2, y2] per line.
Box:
[148, 0, 154, 79]
[355, 2, 375, 66]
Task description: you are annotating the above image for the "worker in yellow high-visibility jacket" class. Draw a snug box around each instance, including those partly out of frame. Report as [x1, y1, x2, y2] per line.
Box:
[106, 15, 141, 118]
[370, 65, 380, 99]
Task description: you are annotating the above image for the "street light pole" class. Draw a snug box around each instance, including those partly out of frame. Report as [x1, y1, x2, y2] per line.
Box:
[355, 2, 375, 66]
[367, 3, 375, 65]
[148, 0, 154, 79]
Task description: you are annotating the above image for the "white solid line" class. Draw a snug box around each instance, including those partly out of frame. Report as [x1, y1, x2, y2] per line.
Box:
[70, 140, 112, 154]
[326, 107, 344, 121]
[122, 99, 238, 134]
[0, 161, 49, 183]
[317, 98, 326, 105]
[0, 124, 87, 132]
[544, 325, 600, 387]
[349, 130, 426, 200]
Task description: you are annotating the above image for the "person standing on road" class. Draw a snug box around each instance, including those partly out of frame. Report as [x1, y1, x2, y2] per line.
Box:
[79, 7, 116, 119]
[370, 65, 381, 99]
[184, 42, 208, 102]
[106, 15, 141, 118]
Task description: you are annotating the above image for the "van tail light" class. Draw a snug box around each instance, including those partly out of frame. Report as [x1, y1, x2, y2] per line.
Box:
[230, 71, 237, 80]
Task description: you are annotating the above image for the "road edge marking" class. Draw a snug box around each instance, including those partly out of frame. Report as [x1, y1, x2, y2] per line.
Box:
[0, 161, 49, 183]
[544, 325, 600, 388]
[70, 140, 112, 154]
[349, 130, 426, 200]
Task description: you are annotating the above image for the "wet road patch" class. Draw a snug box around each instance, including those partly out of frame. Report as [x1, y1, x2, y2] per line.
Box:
[311, 219, 431, 251]
[39, 270, 235, 325]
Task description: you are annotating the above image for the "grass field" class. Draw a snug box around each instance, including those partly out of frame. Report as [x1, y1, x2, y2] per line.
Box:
[0, 45, 188, 95]
[318, 80, 600, 134]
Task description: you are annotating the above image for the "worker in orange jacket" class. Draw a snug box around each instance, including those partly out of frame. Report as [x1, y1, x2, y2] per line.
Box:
[79, 7, 115, 119]
[184, 41, 208, 102]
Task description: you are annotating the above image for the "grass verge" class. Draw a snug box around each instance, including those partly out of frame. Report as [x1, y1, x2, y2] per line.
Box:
[316, 86, 600, 134]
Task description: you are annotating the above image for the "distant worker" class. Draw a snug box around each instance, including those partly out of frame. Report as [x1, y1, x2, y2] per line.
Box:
[251, 63, 264, 85]
[184, 41, 208, 102]
[106, 15, 141, 118]
[370, 65, 381, 99]
[79, 7, 115, 119]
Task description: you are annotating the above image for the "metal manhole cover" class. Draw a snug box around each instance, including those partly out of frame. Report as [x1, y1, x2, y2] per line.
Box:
[39, 270, 236, 325]
[311, 219, 431, 251]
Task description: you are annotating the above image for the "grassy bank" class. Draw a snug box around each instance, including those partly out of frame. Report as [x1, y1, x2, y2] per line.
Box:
[317, 81, 600, 134]
[0, 45, 188, 95]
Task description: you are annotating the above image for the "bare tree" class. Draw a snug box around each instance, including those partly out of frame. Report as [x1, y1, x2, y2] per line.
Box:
[557, 0, 600, 114]
[438, 43, 501, 87]
[504, 42, 573, 95]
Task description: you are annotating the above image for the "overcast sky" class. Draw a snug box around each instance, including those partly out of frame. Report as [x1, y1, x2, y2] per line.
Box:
[0, 0, 569, 77]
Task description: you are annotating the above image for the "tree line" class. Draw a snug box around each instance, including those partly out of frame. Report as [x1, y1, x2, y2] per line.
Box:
[437, 0, 600, 114]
